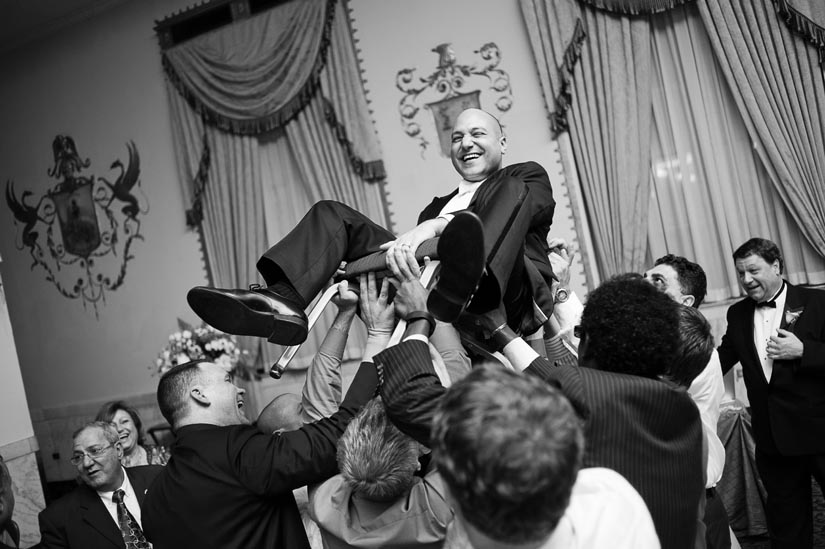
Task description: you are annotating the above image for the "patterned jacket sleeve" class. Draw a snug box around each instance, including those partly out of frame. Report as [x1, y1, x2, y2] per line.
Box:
[376, 339, 446, 446]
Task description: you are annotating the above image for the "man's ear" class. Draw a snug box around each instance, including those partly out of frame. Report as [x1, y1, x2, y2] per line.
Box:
[681, 294, 695, 307]
[191, 387, 210, 406]
[499, 135, 508, 155]
[114, 441, 124, 460]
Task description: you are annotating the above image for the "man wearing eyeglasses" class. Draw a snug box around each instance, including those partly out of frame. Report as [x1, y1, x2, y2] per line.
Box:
[38, 421, 163, 548]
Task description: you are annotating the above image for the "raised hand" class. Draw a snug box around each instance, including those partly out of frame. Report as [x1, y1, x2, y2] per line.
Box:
[358, 272, 395, 335]
[387, 246, 428, 319]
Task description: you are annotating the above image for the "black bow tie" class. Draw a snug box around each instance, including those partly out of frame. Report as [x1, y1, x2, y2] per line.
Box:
[756, 300, 777, 309]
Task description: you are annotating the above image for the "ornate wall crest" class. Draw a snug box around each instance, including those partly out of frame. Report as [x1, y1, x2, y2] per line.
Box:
[396, 42, 513, 156]
[5, 135, 147, 317]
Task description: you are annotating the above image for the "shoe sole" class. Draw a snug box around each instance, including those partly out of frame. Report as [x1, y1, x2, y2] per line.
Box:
[428, 213, 486, 323]
[187, 288, 308, 346]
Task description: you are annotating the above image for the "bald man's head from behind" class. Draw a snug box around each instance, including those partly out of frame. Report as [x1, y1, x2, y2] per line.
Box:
[257, 393, 304, 434]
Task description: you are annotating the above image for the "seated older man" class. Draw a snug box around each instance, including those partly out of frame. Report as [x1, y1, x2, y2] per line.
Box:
[38, 421, 163, 549]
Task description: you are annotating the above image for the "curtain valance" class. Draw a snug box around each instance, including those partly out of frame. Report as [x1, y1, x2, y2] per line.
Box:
[772, 0, 825, 61]
[575, 0, 693, 15]
[162, 0, 334, 135]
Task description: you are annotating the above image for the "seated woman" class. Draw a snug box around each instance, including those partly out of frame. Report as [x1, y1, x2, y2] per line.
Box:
[95, 401, 169, 467]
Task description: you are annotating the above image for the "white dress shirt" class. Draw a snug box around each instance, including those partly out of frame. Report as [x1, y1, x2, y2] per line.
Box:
[753, 283, 787, 383]
[96, 468, 145, 529]
[437, 179, 484, 218]
[687, 350, 726, 487]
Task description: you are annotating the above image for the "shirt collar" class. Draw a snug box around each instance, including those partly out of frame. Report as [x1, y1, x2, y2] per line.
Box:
[764, 280, 786, 304]
[96, 466, 131, 500]
[457, 178, 485, 195]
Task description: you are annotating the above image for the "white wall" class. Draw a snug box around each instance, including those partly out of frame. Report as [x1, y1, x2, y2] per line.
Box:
[0, 0, 207, 419]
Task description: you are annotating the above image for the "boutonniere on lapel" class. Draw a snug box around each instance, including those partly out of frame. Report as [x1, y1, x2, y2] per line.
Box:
[784, 307, 804, 331]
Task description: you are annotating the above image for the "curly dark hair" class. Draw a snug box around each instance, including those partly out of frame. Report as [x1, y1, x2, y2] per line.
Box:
[733, 238, 784, 273]
[654, 254, 708, 308]
[579, 274, 680, 378]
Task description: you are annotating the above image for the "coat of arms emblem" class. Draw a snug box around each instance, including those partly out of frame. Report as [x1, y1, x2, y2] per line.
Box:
[5, 135, 147, 317]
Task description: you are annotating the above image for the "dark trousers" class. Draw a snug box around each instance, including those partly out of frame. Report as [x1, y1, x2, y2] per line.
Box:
[257, 200, 393, 307]
[704, 487, 731, 549]
[755, 449, 825, 549]
[257, 180, 544, 331]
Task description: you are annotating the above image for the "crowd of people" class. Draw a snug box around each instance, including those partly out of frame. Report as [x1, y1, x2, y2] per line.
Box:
[33, 108, 825, 549]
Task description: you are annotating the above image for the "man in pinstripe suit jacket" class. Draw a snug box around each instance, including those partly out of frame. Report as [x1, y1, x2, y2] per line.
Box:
[379, 274, 704, 549]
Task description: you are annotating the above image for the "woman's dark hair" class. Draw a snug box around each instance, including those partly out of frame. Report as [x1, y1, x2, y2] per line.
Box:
[95, 400, 145, 447]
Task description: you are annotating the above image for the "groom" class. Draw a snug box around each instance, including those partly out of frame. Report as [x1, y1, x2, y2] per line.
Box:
[188, 108, 556, 345]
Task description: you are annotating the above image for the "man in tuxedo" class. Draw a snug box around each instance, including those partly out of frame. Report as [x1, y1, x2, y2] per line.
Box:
[142, 339, 378, 548]
[38, 422, 162, 549]
[187, 108, 556, 345]
[717, 237, 825, 548]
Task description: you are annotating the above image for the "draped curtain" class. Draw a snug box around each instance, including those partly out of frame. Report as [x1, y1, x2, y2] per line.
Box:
[697, 0, 825, 257]
[162, 0, 385, 370]
[521, 0, 825, 286]
[647, 4, 825, 304]
[521, 0, 653, 276]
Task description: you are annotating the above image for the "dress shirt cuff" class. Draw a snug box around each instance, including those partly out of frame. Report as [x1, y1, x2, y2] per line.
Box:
[362, 331, 392, 363]
[502, 338, 540, 372]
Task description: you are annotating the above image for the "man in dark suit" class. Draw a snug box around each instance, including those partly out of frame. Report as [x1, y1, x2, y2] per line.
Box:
[717, 237, 825, 548]
[378, 269, 705, 549]
[142, 345, 378, 548]
[187, 108, 556, 345]
[38, 421, 162, 549]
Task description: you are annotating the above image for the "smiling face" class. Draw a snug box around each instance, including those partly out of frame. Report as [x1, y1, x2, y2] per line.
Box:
[735, 253, 783, 303]
[450, 109, 506, 182]
[197, 362, 249, 426]
[644, 264, 693, 306]
[73, 426, 124, 492]
[111, 409, 138, 455]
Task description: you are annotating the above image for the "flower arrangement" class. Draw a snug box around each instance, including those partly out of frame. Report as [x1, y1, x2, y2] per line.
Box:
[153, 319, 249, 377]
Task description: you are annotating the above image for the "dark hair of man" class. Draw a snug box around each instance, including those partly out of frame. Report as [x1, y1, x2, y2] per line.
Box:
[733, 237, 784, 274]
[666, 305, 715, 388]
[157, 360, 208, 427]
[72, 421, 120, 444]
[654, 254, 708, 308]
[336, 397, 421, 502]
[431, 364, 583, 545]
[579, 274, 680, 379]
[95, 400, 145, 446]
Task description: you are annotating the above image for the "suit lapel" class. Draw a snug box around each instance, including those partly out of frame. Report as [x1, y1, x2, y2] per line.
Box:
[78, 485, 124, 548]
[779, 282, 802, 331]
[128, 468, 149, 506]
[738, 299, 769, 385]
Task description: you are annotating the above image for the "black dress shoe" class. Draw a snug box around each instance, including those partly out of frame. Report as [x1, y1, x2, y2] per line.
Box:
[427, 211, 486, 323]
[187, 286, 308, 346]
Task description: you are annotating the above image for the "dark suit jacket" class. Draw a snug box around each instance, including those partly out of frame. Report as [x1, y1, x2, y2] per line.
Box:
[530, 360, 704, 549]
[718, 282, 825, 455]
[378, 340, 704, 549]
[38, 465, 163, 549]
[142, 361, 378, 549]
[419, 161, 556, 333]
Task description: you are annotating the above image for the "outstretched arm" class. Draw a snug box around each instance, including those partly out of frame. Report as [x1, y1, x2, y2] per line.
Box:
[301, 280, 358, 423]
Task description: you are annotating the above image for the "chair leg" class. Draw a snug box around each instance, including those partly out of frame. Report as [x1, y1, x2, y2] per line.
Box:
[269, 285, 339, 379]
